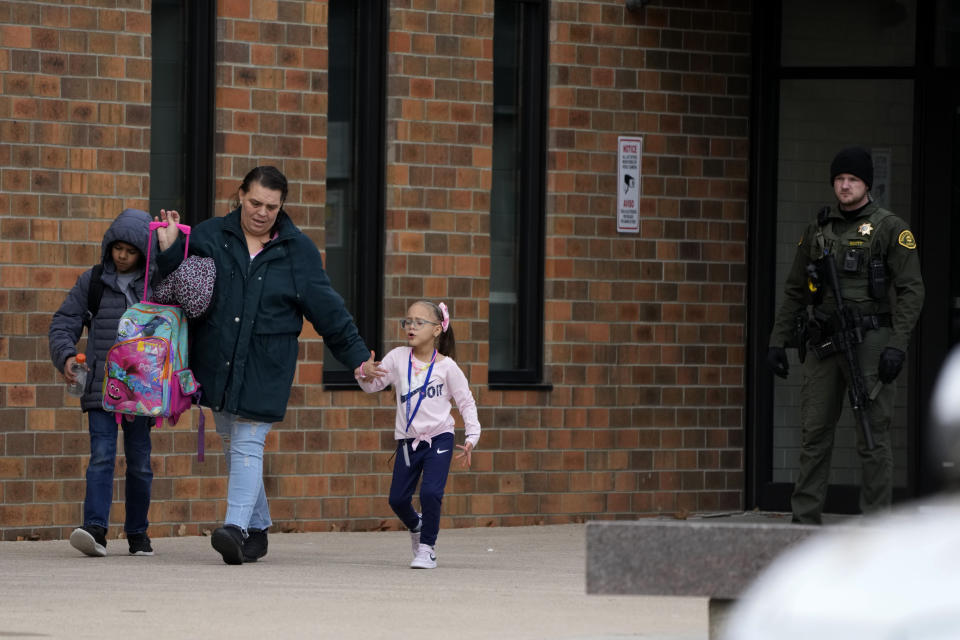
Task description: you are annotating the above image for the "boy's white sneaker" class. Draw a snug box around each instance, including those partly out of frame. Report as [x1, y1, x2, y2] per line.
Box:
[69, 526, 107, 557]
[410, 543, 437, 569]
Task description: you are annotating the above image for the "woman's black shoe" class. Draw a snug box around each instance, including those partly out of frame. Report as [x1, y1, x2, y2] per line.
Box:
[243, 528, 268, 562]
[211, 525, 245, 565]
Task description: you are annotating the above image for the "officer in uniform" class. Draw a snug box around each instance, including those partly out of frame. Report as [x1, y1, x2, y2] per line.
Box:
[767, 147, 925, 524]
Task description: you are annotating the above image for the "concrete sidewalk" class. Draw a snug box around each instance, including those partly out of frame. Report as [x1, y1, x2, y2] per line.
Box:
[0, 524, 707, 640]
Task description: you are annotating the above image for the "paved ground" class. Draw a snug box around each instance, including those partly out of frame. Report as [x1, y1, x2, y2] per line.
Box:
[0, 523, 708, 640]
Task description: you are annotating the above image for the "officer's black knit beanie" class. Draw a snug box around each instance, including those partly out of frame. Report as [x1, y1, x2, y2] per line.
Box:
[830, 146, 873, 189]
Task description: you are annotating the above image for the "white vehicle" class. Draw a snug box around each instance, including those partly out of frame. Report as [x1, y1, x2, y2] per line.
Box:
[722, 347, 960, 640]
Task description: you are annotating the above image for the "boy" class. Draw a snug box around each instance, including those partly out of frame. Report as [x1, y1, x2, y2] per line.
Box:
[49, 208, 157, 557]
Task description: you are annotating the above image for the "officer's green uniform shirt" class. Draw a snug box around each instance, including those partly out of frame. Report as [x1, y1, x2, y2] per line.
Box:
[770, 201, 924, 353]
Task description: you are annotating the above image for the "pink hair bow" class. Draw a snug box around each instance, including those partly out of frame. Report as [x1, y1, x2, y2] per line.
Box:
[438, 302, 450, 332]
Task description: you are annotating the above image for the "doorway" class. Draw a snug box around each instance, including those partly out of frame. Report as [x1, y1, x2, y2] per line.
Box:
[746, 0, 958, 512]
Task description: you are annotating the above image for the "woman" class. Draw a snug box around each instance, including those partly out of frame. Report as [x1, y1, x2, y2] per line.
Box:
[156, 166, 383, 565]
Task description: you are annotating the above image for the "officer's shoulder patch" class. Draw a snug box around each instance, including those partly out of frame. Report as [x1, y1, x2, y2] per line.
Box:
[898, 229, 917, 249]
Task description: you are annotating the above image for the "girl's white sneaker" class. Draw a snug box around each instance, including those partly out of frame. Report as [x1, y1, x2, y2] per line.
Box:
[410, 543, 437, 569]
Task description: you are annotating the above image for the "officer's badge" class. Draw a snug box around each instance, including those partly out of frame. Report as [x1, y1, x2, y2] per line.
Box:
[857, 222, 873, 236]
[898, 230, 917, 249]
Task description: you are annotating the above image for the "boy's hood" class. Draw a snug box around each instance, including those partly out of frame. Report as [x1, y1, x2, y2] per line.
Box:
[100, 208, 156, 271]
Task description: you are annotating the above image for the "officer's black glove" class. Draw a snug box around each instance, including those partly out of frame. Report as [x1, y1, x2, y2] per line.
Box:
[878, 347, 906, 384]
[766, 346, 789, 379]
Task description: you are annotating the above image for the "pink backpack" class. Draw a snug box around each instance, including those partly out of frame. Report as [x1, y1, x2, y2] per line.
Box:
[101, 221, 206, 459]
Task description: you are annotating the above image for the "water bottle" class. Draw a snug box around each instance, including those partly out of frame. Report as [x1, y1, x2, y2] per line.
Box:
[66, 353, 88, 397]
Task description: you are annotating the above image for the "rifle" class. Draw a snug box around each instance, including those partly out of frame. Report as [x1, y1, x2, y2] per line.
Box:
[820, 250, 876, 450]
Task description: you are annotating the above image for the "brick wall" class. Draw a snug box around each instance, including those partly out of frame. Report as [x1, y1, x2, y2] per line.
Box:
[0, 1, 153, 539]
[211, 0, 345, 535]
[0, 0, 751, 541]
[382, 1, 498, 524]
[540, 0, 750, 516]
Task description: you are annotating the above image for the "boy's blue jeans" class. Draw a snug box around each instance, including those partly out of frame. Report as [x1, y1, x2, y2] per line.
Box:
[213, 412, 272, 534]
[83, 410, 153, 533]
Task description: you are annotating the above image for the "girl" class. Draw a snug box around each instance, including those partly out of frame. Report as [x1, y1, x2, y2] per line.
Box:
[356, 300, 480, 569]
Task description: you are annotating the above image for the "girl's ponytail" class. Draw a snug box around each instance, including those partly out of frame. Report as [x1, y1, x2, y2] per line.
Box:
[438, 323, 456, 360]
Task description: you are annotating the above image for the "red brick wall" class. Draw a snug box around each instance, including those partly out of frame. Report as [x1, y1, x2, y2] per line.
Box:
[0, 0, 750, 541]
[382, 1, 497, 525]
[544, 0, 750, 516]
[0, 1, 154, 539]
[211, 0, 341, 535]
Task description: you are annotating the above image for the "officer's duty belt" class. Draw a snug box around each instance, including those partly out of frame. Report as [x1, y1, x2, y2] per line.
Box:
[810, 313, 893, 360]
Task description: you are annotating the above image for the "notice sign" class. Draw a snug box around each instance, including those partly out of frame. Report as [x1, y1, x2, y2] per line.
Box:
[617, 135, 642, 233]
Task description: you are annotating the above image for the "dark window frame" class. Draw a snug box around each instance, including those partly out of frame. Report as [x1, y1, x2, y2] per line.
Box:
[488, 0, 550, 390]
[322, 0, 387, 390]
[149, 0, 215, 223]
[184, 2, 215, 221]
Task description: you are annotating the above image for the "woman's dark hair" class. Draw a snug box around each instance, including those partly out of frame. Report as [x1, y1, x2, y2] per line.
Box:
[416, 300, 456, 360]
[232, 165, 288, 209]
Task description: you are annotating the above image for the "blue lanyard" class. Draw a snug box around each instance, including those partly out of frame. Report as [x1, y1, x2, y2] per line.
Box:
[405, 349, 437, 433]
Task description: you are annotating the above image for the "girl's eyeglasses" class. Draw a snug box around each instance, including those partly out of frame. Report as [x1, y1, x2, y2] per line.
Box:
[400, 318, 439, 330]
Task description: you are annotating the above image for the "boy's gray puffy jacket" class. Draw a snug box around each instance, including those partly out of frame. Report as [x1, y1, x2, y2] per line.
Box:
[48, 209, 155, 411]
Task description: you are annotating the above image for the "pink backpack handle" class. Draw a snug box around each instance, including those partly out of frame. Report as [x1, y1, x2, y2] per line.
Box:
[144, 221, 191, 303]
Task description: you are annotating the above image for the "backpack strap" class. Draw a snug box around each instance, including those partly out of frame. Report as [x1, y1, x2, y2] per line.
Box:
[84, 264, 105, 327]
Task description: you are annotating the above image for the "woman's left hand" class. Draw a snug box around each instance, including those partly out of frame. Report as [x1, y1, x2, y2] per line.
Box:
[455, 442, 473, 469]
[155, 209, 181, 251]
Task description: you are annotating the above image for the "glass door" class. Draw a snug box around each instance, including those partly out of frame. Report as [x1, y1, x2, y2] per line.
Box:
[750, 0, 924, 512]
[769, 78, 915, 505]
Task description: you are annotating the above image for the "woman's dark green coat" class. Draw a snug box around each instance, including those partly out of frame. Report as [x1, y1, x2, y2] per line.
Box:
[157, 208, 370, 423]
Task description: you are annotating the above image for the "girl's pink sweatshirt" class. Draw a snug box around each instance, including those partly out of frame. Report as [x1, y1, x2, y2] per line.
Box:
[356, 346, 481, 450]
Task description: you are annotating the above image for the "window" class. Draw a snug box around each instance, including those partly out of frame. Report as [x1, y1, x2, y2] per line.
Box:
[489, 0, 548, 387]
[780, 0, 916, 67]
[149, 1, 214, 223]
[322, 0, 387, 387]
